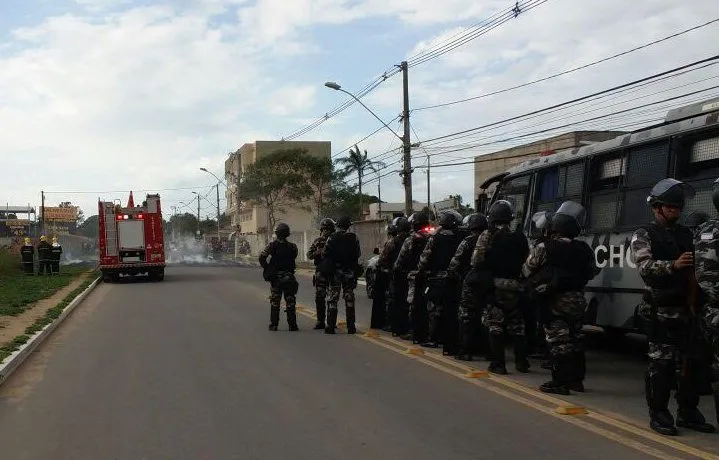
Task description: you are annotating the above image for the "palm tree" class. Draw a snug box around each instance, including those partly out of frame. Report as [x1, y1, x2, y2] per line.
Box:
[335, 145, 385, 219]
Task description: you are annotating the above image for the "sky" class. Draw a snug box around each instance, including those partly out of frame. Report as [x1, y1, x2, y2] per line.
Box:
[0, 0, 718, 221]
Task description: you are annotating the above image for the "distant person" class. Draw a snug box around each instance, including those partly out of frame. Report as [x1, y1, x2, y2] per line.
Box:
[20, 238, 34, 275]
[51, 237, 63, 275]
[259, 223, 299, 332]
[37, 236, 52, 276]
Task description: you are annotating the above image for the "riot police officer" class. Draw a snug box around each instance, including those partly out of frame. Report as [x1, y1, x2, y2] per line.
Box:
[322, 216, 361, 334]
[448, 213, 488, 361]
[417, 209, 464, 354]
[695, 177, 719, 427]
[307, 218, 335, 329]
[631, 178, 714, 435]
[370, 222, 397, 329]
[20, 237, 34, 275]
[259, 223, 299, 331]
[395, 212, 431, 343]
[471, 200, 529, 374]
[527, 211, 554, 367]
[379, 216, 411, 335]
[523, 202, 597, 394]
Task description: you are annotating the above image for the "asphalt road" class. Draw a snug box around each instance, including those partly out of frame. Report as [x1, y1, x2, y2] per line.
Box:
[0, 265, 708, 459]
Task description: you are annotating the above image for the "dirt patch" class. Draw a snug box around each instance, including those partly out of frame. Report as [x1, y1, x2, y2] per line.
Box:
[0, 273, 91, 345]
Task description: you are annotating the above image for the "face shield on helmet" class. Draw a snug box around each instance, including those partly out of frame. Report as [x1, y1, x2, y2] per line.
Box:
[551, 200, 586, 238]
[529, 211, 553, 239]
[392, 216, 410, 233]
[438, 209, 462, 229]
[647, 178, 695, 209]
[463, 213, 488, 232]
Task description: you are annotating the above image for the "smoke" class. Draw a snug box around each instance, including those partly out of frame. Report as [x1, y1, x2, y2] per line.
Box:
[166, 234, 220, 265]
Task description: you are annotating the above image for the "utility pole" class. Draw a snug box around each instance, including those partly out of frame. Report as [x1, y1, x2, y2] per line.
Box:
[400, 60, 413, 217]
[426, 154, 431, 210]
[40, 190, 45, 236]
[196, 194, 201, 236]
[215, 183, 221, 241]
[377, 173, 382, 220]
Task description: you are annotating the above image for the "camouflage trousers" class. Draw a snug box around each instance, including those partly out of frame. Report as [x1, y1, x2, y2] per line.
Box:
[270, 272, 298, 318]
[313, 271, 330, 301]
[328, 268, 357, 311]
[544, 316, 582, 357]
[458, 274, 484, 323]
[482, 280, 524, 337]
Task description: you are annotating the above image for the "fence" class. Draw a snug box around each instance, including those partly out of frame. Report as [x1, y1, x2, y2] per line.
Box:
[239, 219, 389, 265]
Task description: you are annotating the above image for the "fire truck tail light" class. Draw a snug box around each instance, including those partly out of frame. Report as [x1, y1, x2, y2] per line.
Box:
[137, 213, 144, 219]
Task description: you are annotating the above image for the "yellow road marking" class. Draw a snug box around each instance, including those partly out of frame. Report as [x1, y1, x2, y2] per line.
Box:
[289, 301, 718, 459]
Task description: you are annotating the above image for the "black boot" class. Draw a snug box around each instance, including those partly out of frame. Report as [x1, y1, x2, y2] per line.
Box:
[346, 307, 356, 334]
[421, 314, 441, 348]
[287, 308, 299, 331]
[646, 361, 677, 436]
[269, 307, 280, 331]
[677, 408, 716, 433]
[455, 320, 473, 361]
[488, 334, 507, 375]
[568, 350, 586, 392]
[325, 309, 338, 334]
[513, 335, 530, 373]
[314, 298, 326, 330]
[540, 355, 570, 395]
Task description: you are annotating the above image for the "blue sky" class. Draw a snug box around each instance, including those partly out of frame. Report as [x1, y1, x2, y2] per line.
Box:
[1, 0, 718, 219]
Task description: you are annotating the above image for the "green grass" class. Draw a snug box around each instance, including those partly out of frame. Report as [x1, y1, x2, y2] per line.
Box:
[0, 250, 87, 317]
[0, 276, 96, 364]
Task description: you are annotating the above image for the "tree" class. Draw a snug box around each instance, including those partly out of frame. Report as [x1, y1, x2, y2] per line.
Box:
[76, 215, 100, 239]
[334, 145, 385, 219]
[448, 194, 474, 217]
[296, 154, 340, 222]
[237, 149, 313, 232]
[324, 183, 380, 221]
[58, 201, 84, 225]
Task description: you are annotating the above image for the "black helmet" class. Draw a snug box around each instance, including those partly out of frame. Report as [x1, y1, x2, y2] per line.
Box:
[392, 216, 411, 233]
[684, 211, 710, 229]
[319, 218, 335, 232]
[712, 177, 719, 212]
[647, 178, 695, 208]
[275, 222, 290, 238]
[408, 212, 429, 231]
[462, 213, 488, 232]
[551, 201, 586, 238]
[386, 223, 397, 236]
[336, 216, 352, 229]
[488, 200, 514, 224]
[530, 211, 553, 239]
[438, 209, 462, 229]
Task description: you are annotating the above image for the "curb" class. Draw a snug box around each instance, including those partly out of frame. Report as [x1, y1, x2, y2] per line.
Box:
[0, 276, 101, 387]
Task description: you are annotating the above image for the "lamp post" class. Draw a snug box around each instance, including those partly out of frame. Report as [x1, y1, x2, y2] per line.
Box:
[191, 192, 200, 237]
[325, 70, 413, 216]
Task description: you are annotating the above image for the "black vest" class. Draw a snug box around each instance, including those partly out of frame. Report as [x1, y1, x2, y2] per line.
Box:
[428, 230, 462, 272]
[641, 222, 693, 306]
[272, 240, 296, 273]
[486, 228, 528, 279]
[545, 239, 594, 292]
[403, 233, 428, 270]
[457, 233, 480, 273]
[389, 232, 410, 266]
[329, 231, 359, 269]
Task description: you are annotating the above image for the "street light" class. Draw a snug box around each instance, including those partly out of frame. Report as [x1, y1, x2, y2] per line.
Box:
[191, 192, 201, 236]
[324, 82, 403, 141]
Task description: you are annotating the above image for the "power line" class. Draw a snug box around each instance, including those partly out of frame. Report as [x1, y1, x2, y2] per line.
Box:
[413, 18, 719, 111]
[419, 55, 719, 146]
[44, 185, 216, 194]
[407, 0, 549, 68]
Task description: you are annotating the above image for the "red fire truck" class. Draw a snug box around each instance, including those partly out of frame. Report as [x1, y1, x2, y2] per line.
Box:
[98, 191, 166, 282]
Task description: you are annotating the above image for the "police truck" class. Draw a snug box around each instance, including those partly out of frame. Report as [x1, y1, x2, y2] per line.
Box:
[479, 97, 719, 334]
